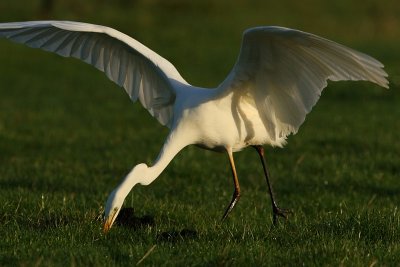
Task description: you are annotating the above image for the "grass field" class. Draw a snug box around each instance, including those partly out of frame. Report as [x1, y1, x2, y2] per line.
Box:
[1, 0, 400, 266]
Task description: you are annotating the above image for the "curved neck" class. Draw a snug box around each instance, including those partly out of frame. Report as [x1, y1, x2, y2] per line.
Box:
[146, 132, 188, 185]
[118, 129, 191, 198]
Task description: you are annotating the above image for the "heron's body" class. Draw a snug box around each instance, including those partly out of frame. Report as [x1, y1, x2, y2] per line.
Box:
[173, 85, 285, 153]
[0, 21, 389, 231]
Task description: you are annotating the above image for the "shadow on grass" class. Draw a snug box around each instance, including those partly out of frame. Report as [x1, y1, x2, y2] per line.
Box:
[114, 207, 198, 243]
[114, 207, 155, 230]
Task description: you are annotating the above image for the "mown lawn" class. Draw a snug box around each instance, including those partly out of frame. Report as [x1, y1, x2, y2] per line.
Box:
[0, 0, 399, 266]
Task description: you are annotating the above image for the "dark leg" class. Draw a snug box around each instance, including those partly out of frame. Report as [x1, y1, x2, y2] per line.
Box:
[253, 145, 290, 225]
[221, 149, 241, 221]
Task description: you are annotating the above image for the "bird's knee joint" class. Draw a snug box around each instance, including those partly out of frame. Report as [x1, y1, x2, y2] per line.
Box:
[235, 191, 241, 199]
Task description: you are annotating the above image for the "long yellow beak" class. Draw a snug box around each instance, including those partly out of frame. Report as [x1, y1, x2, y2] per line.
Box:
[103, 208, 118, 233]
[103, 217, 113, 233]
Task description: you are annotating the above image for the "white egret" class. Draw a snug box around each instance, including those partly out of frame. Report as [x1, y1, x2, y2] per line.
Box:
[0, 21, 388, 232]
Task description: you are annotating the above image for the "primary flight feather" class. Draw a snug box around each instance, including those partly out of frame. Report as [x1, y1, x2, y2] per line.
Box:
[0, 21, 388, 231]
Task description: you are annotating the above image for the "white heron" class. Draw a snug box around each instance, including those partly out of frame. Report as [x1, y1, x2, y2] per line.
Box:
[0, 21, 388, 232]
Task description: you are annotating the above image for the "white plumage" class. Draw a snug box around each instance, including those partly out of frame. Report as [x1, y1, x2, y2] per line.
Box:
[0, 21, 388, 231]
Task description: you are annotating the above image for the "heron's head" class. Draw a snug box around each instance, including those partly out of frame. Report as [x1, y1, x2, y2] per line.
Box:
[103, 188, 124, 233]
[103, 163, 149, 233]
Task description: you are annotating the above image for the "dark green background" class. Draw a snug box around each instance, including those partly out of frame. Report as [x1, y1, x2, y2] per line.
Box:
[0, 0, 399, 266]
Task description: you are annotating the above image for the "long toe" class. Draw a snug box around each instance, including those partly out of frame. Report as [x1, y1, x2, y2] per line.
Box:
[221, 193, 241, 221]
[272, 207, 291, 225]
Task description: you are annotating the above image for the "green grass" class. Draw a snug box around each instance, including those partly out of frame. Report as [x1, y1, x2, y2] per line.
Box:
[1, 0, 400, 266]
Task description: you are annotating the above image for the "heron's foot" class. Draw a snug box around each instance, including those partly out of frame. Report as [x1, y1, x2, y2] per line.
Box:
[272, 206, 291, 225]
[221, 193, 241, 221]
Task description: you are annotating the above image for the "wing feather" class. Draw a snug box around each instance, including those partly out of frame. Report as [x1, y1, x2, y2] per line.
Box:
[0, 21, 188, 127]
[221, 26, 388, 142]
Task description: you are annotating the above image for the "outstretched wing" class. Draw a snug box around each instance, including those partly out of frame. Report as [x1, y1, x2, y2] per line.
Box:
[0, 21, 188, 127]
[221, 26, 388, 142]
